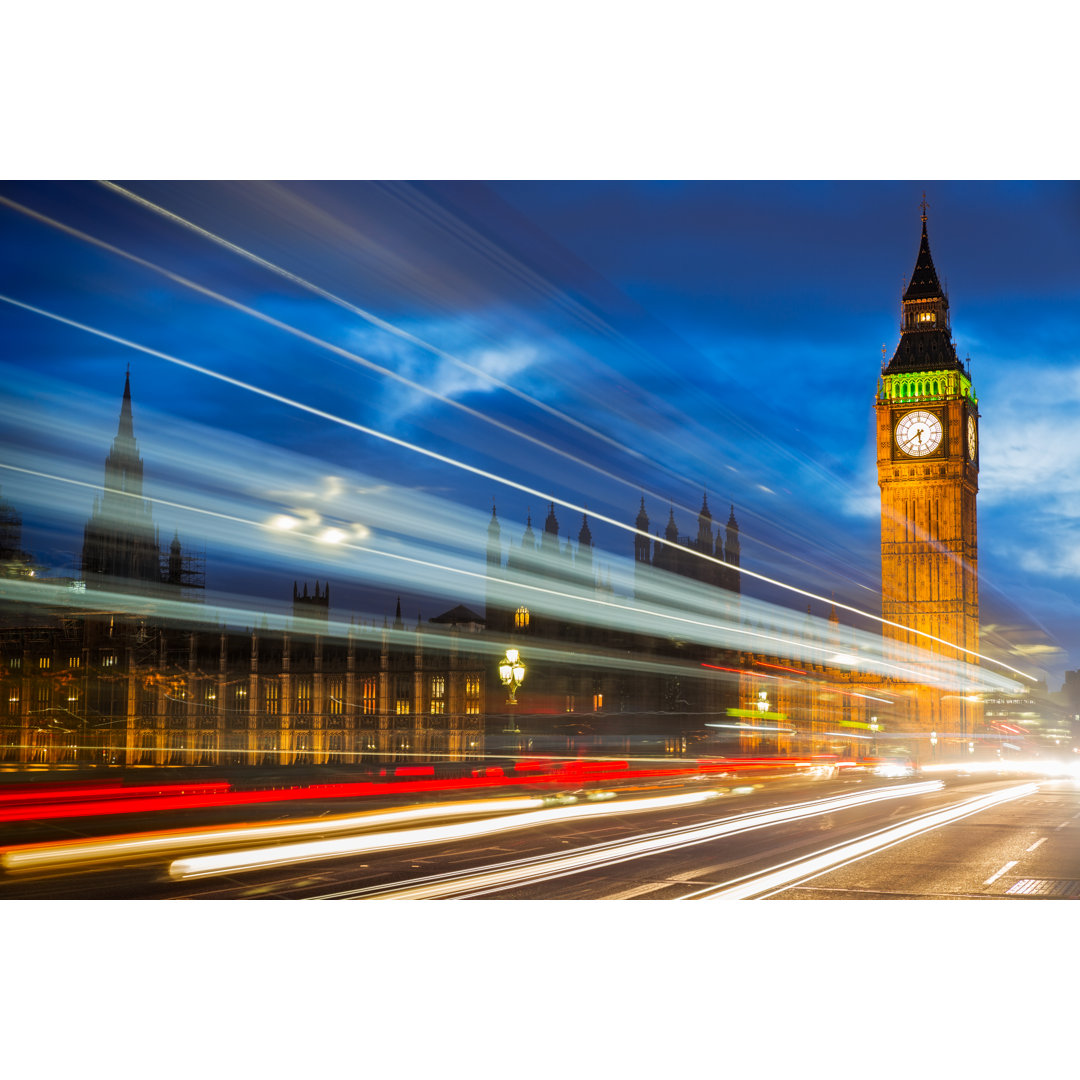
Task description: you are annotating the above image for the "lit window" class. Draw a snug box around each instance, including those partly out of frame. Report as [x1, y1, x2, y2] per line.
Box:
[102, 654, 116, 668]
[328, 679, 343, 715]
[431, 675, 446, 715]
[918, 312, 936, 324]
[264, 683, 280, 715]
[395, 677, 411, 716]
[296, 680, 312, 714]
[362, 677, 377, 715]
[38, 657, 50, 670]
[514, 606, 530, 629]
[8, 657, 20, 670]
[593, 693, 603, 712]
[68, 656, 80, 668]
[465, 675, 481, 715]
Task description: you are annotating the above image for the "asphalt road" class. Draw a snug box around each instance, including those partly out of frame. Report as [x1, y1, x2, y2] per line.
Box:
[5, 772, 1077, 899]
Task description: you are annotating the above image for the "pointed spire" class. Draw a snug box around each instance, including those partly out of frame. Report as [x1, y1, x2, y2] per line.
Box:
[393, 597, 403, 631]
[544, 501, 559, 536]
[665, 508, 678, 541]
[578, 512, 592, 547]
[885, 201, 961, 375]
[117, 367, 135, 439]
[635, 495, 649, 531]
[903, 202, 944, 302]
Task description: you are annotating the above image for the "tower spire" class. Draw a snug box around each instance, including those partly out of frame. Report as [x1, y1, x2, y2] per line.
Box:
[117, 366, 135, 440]
[883, 203, 960, 374]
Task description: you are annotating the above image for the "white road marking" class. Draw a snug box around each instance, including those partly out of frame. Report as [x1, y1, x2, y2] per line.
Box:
[1026, 837, 1047, 852]
[984, 860, 1018, 885]
[605, 880, 676, 900]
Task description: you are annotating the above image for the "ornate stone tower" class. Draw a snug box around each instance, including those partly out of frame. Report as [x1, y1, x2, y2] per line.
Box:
[876, 201, 980, 744]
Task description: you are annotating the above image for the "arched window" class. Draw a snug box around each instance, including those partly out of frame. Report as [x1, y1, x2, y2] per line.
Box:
[326, 731, 344, 763]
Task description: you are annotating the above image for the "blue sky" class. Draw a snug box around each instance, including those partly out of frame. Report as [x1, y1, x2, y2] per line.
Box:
[2, 180, 1079, 685]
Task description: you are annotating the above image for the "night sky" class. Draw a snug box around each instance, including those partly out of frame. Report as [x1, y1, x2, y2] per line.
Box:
[2, 180, 1079, 685]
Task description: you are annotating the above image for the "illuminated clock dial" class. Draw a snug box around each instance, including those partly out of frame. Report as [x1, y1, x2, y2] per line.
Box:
[967, 414, 977, 460]
[895, 410, 943, 457]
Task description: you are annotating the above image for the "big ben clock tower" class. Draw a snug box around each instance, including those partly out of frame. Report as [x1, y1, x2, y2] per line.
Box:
[876, 201, 980, 747]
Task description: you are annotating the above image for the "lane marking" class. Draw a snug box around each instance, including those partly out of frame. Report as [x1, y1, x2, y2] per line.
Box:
[605, 880, 677, 900]
[984, 860, 1018, 885]
[1026, 837, 1047, 852]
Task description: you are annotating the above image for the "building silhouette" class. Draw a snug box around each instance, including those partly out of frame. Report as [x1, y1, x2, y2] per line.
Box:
[80, 369, 204, 596]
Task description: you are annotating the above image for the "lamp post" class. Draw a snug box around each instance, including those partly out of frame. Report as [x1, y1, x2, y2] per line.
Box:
[499, 647, 526, 738]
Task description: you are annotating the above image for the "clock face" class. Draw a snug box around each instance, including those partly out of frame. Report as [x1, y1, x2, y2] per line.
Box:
[967, 414, 977, 460]
[895, 410, 943, 457]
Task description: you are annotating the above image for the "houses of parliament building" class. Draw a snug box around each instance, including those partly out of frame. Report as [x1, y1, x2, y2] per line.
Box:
[2, 209, 1049, 770]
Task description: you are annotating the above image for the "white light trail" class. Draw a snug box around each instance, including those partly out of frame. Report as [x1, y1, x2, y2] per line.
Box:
[314, 781, 945, 900]
[0, 194, 649, 500]
[168, 790, 721, 880]
[681, 782, 1039, 899]
[0, 288, 1038, 686]
[95, 182, 643, 464]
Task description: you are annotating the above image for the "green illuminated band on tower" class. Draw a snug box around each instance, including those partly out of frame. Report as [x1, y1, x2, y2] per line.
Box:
[878, 369, 976, 404]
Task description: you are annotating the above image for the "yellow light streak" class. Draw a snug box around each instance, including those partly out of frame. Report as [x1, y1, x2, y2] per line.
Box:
[0, 796, 546, 875]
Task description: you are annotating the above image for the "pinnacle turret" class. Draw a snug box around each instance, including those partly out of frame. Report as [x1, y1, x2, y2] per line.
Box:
[665, 508, 678, 542]
[578, 513, 592, 547]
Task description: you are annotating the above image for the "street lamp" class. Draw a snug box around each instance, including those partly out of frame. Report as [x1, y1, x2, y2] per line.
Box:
[499, 647, 526, 705]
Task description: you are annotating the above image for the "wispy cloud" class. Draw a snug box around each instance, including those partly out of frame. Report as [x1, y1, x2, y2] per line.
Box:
[345, 320, 544, 426]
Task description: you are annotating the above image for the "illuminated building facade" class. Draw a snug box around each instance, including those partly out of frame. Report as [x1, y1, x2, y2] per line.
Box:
[875, 204, 982, 746]
[0, 611, 487, 767]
